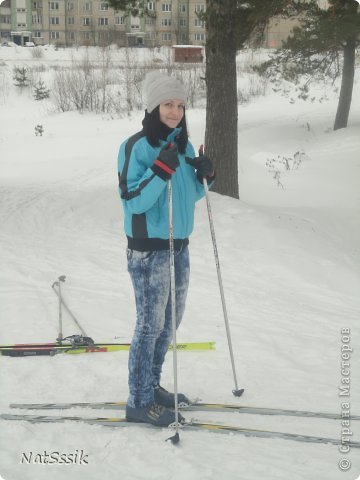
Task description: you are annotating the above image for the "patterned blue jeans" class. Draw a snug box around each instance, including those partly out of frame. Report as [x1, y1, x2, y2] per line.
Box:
[126, 246, 190, 408]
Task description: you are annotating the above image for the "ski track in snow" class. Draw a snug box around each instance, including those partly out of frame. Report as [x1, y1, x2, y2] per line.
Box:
[0, 46, 360, 480]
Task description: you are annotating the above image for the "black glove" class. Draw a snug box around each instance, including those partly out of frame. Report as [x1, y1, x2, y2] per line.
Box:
[151, 143, 179, 181]
[186, 154, 214, 179]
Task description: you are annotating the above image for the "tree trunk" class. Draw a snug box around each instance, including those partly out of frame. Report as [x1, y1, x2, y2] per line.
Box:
[334, 38, 355, 130]
[205, 0, 239, 198]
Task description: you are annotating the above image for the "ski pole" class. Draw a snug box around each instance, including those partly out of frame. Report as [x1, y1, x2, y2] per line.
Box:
[51, 277, 89, 339]
[166, 178, 180, 445]
[54, 275, 66, 342]
[201, 149, 244, 397]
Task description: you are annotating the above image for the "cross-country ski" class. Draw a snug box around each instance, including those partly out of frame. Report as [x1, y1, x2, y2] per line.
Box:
[0, 341, 215, 356]
[1, 413, 359, 449]
[9, 400, 360, 421]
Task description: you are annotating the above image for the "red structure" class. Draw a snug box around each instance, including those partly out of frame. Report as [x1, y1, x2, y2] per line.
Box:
[172, 45, 204, 63]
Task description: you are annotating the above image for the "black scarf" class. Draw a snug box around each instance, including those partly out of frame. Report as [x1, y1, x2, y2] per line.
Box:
[141, 107, 188, 154]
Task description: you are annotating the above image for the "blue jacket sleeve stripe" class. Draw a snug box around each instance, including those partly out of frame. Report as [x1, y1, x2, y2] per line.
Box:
[118, 131, 146, 200]
[119, 172, 156, 201]
[118, 131, 167, 215]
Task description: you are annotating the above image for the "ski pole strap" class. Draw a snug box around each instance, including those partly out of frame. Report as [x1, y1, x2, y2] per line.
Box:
[154, 159, 176, 175]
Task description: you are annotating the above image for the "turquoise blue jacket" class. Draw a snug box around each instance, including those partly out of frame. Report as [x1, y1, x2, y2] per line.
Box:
[118, 127, 207, 250]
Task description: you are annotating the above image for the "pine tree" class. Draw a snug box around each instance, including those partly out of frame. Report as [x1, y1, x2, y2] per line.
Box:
[203, 0, 309, 198]
[13, 66, 29, 87]
[204, 0, 238, 198]
[106, 0, 309, 198]
[258, 0, 360, 130]
[34, 80, 50, 100]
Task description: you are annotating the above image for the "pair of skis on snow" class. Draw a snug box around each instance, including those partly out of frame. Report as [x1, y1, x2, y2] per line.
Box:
[0, 340, 215, 357]
[0, 275, 215, 356]
[2, 400, 360, 448]
[2, 275, 358, 447]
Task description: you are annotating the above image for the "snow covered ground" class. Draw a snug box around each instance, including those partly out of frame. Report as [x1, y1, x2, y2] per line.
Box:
[0, 45, 359, 480]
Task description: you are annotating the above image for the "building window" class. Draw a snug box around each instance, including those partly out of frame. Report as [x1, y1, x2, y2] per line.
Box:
[98, 17, 109, 25]
[50, 31, 60, 39]
[194, 33, 205, 41]
[162, 3, 171, 12]
[49, 2, 59, 10]
[83, 2, 91, 11]
[33, 31, 42, 38]
[98, 32, 109, 41]
[83, 31, 91, 40]
[115, 16, 125, 25]
[179, 18, 186, 27]
[67, 2, 74, 10]
[194, 19, 205, 28]
[33, 2, 42, 8]
[1, 15, 11, 24]
[145, 18, 154, 25]
[17, 23, 27, 27]
[50, 17, 60, 25]
[83, 17, 91, 25]
[147, 2, 155, 10]
[161, 18, 171, 26]
[67, 16, 75, 24]
[162, 32, 171, 41]
[32, 15, 42, 24]
[68, 31, 75, 40]
[16, 8, 26, 12]
[99, 2, 109, 10]
[179, 4, 186, 13]
[195, 4, 205, 12]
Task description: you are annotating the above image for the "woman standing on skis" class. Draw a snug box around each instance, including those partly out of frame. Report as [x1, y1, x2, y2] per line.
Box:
[117, 71, 214, 427]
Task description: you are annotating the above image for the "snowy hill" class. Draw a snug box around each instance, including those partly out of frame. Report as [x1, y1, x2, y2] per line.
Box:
[0, 45, 359, 480]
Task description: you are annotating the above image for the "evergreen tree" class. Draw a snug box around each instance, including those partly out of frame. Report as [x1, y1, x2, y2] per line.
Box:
[203, 0, 309, 198]
[258, 0, 360, 130]
[204, 0, 238, 198]
[13, 66, 29, 87]
[105, 0, 147, 16]
[107, 0, 308, 198]
[34, 80, 50, 100]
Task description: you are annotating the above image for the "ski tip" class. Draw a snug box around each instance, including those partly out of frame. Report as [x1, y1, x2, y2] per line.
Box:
[232, 388, 245, 398]
[166, 432, 180, 445]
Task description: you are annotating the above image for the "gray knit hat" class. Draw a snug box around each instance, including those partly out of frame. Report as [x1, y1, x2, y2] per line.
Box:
[143, 71, 186, 113]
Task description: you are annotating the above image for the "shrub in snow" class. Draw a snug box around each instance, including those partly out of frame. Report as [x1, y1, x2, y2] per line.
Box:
[31, 47, 44, 59]
[34, 80, 50, 100]
[35, 124, 44, 136]
[13, 66, 29, 87]
[266, 151, 305, 189]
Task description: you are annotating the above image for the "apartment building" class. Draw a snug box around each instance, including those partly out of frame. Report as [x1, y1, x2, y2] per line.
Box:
[0, 0, 330, 48]
[0, 0, 12, 41]
[0, 0, 206, 46]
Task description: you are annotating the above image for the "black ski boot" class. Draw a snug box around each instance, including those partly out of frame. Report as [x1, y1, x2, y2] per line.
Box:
[154, 385, 190, 408]
[125, 402, 185, 427]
